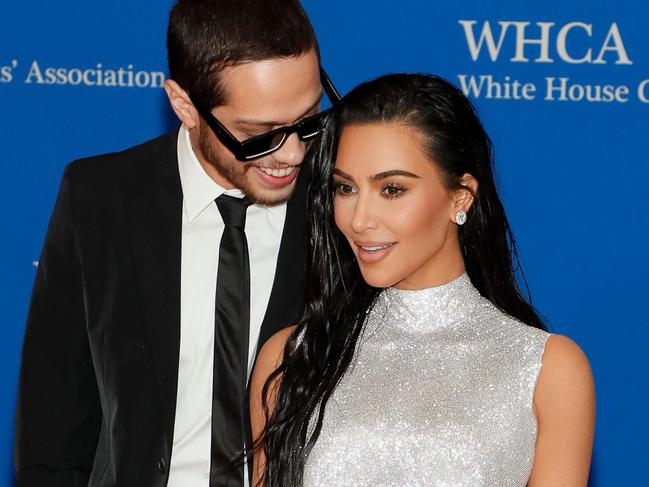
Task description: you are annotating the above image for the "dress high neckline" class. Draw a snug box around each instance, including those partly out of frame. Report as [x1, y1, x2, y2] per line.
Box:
[371, 273, 483, 334]
[386, 272, 473, 297]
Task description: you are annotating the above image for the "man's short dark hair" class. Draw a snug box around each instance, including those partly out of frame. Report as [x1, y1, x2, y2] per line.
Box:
[167, 0, 319, 108]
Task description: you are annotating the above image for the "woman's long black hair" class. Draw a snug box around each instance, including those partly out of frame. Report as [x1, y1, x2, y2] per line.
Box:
[256, 73, 546, 486]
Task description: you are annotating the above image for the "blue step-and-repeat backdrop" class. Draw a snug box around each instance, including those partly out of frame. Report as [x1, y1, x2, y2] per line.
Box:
[1, 1, 647, 485]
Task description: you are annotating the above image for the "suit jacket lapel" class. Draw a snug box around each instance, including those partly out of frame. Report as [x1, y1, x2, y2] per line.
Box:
[256, 166, 308, 351]
[129, 131, 183, 445]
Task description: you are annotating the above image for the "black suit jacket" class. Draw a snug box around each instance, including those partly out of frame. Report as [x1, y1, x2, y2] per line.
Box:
[14, 130, 307, 487]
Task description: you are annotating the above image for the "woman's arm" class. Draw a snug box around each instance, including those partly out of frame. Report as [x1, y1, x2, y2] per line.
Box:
[528, 334, 595, 487]
[249, 325, 297, 487]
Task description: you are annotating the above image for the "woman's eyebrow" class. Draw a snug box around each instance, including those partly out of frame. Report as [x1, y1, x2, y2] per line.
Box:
[333, 168, 422, 183]
[332, 168, 355, 182]
[371, 170, 421, 180]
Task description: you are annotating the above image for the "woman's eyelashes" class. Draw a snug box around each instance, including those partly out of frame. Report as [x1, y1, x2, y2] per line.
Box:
[333, 179, 408, 199]
[382, 182, 406, 199]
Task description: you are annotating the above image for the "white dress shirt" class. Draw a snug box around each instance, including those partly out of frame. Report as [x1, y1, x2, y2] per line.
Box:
[167, 127, 287, 487]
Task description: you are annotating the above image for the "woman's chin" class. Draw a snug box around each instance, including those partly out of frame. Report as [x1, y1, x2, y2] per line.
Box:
[359, 269, 401, 289]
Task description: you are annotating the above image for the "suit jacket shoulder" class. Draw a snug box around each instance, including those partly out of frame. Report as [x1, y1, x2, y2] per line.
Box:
[65, 129, 179, 199]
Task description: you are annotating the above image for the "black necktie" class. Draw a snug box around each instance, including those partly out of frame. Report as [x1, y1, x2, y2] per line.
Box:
[211, 194, 250, 487]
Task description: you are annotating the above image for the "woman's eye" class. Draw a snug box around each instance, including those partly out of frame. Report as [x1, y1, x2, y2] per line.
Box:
[334, 182, 355, 196]
[382, 183, 405, 198]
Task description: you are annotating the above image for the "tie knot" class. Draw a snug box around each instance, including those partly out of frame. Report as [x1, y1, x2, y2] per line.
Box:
[215, 194, 249, 228]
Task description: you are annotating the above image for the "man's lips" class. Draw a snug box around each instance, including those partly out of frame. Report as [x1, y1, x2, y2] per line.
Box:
[256, 166, 298, 178]
[354, 241, 398, 264]
[251, 165, 299, 188]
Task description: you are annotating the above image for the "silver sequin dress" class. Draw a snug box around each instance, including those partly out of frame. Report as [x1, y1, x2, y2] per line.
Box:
[303, 273, 550, 487]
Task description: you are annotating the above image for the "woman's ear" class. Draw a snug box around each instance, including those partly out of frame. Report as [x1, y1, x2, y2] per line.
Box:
[450, 173, 478, 222]
[164, 79, 200, 130]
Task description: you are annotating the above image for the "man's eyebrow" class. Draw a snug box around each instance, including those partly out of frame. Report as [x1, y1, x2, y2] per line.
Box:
[233, 92, 323, 128]
[371, 170, 421, 180]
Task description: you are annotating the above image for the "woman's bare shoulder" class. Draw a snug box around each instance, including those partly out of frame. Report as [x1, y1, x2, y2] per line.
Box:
[537, 334, 593, 401]
[528, 334, 595, 486]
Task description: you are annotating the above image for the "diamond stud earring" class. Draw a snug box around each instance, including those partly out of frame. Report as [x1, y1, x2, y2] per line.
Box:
[455, 210, 467, 225]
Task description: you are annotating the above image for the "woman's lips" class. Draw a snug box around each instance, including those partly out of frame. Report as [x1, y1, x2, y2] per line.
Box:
[354, 241, 398, 264]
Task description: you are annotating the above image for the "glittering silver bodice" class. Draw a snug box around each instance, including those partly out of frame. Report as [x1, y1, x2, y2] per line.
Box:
[303, 273, 550, 487]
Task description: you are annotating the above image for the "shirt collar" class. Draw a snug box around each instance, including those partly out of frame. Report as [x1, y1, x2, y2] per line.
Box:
[177, 126, 245, 223]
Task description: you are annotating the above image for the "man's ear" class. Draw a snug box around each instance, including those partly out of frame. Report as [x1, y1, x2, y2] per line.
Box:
[164, 79, 200, 130]
[451, 173, 478, 217]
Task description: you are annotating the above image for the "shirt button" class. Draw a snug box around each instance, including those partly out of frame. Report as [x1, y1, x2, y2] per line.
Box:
[157, 457, 167, 474]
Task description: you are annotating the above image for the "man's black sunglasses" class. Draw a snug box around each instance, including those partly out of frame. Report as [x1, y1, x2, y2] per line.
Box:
[191, 68, 342, 162]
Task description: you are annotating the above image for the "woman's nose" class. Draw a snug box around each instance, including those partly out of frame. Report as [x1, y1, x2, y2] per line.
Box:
[350, 193, 378, 233]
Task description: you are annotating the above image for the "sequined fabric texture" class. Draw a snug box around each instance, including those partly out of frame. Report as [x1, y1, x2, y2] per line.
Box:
[303, 273, 550, 487]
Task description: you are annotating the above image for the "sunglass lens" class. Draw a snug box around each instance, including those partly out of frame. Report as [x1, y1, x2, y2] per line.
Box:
[242, 132, 286, 159]
[297, 114, 324, 141]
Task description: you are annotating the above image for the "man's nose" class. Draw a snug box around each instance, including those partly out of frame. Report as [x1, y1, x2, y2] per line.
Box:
[271, 132, 306, 167]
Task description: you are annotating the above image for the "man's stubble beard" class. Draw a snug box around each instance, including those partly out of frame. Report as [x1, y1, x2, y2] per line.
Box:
[198, 123, 298, 207]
